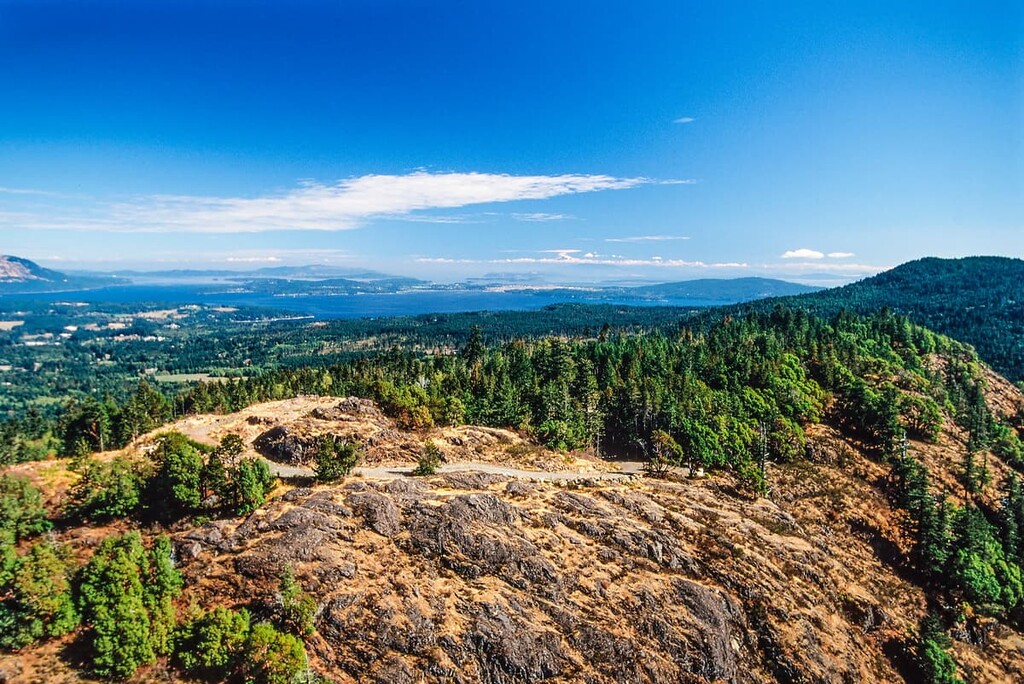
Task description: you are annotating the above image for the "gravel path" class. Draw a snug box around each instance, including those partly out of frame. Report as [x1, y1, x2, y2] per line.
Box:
[265, 458, 649, 482]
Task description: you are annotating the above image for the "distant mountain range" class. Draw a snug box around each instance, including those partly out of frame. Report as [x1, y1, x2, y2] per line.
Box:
[0, 255, 820, 303]
[4, 254, 1023, 380]
[103, 264, 404, 281]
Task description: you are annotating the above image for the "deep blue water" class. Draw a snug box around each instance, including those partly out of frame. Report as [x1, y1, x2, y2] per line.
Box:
[0, 285, 728, 319]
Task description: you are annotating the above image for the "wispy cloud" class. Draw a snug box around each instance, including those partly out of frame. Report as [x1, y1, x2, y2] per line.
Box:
[511, 212, 575, 222]
[3, 172, 674, 234]
[0, 187, 67, 197]
[827, 251, 855, 258]
[673, 117, 696, 124]
[605, 235, 690, 243]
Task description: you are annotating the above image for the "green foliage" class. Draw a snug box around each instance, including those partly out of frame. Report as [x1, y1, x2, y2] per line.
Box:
[0, 540, 78, 649]
[68, 456, 147, 522]
[243, 622, 306, 684]
[0, 531, 15, 588]
[231, 458, 276, 515]
[0, 409, 55, 465]
[173, 606, 251, 680]
[0, 475, 51, 540]
[764, 256, 1024, 383]
[413, 440, 443, 476]
[59, 397, 113, 455]
[949, 506, 1022, 615]
[174, 607, 306, 684]
[202, 450, 228, 502]
[901, 394, 943, 442]
[891, 452, 1024, 620]
[736, 460, 768, 496]
[76, 532, 155, 678]
[147, 535, 184, 655]
[215, 433, 246, 462]
[76, 532, 182, 678]
[278, 566, 317, 636]
[312, 435, 361, 483]
[914, 615, 963, 684]
[150, 432, 206, 521]
[991, 422, 1024, 470]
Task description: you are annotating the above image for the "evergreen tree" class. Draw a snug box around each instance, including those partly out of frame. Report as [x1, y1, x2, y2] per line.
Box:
[173, 606, 252, 680]
[312, 435, 361, 483]
[243, 622, 306, 684]
[150, 433, 205, 520]
[413, 440, 443, 476]
[68, 456, 146, 522]
[278, 566, 316, 636]
[77, 532, 156, 678]
[145, 535, 183, 656]
[0, 475, 51, 540]
[0, 541, 78, 649]
[915, 614, 963, 684]
[231, 458, 276, 516]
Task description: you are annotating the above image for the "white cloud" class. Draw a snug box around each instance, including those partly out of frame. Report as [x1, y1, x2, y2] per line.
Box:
[0, 187, 70, 197]
[605, 235, 690, 243]
[782, 248, 857, 260]
[673, 117, 696, 124]
[781, 248, 825, 259]
[224, 256, 283, 263]
[3, 172, 675, 234]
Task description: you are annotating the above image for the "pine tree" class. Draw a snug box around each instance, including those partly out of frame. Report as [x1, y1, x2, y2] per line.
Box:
[0, 540, 78, 648]
[145, 535, 183, 656]
[77, 532, 156, 678]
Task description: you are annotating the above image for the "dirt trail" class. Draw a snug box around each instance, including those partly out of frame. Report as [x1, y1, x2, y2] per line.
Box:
[267, 458, 648, 481]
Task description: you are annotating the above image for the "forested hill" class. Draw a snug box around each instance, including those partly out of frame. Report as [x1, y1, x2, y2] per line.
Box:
[627, 276, 820, 300]
[756, 256, 1024, 383]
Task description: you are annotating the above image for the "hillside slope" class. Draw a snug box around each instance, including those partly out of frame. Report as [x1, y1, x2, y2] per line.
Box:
[0, 255, 109, 293]
[768, 256, 1024, 382]
[5, 304, 1024, 682]
[4, 372, 1024, 683]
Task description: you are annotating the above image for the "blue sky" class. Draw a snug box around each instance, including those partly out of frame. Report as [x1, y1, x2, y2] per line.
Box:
[0, 1, 1020, 284]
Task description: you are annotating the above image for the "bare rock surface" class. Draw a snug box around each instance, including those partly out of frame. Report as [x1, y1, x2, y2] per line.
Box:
[176, 457, 969, 684]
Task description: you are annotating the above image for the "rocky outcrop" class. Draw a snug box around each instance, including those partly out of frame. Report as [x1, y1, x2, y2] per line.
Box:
[253, 425, 319, 464]
[176, 460, 951, 684]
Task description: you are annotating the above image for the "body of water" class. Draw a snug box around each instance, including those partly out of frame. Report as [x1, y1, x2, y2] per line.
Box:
[0, 285, 730, 319]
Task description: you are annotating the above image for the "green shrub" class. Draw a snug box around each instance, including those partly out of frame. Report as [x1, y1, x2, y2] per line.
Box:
[313, 435, 361, 483]
[279, 566, 316, 636]
[174, 607, 251, 680]
[915, 615, 963, 684]
[231, 458, 276, 515]
[0, 540, 78, 649]
[413, 441, 443, 476]
[68, 456, 147, 522]
[243, 622, 306, 684]
[76, 532, 182, 678]
[0, 475, 50, 540]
